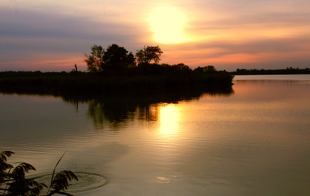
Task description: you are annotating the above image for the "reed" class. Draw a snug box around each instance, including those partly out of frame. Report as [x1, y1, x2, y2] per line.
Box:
[0, 151, 78, 196]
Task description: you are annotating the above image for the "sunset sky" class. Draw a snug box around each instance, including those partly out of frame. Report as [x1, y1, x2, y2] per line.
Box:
[1, 0, 310, 71]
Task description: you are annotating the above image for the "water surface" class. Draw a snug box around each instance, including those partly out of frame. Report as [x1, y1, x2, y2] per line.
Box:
[1, 75, 310, 196]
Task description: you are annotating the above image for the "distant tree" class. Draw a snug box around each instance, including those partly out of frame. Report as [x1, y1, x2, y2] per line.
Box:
[102, 44, 136, 72]
[135, 46, 163, 65]
[203, 65, 217, 73]
[84, 44, 135, 74]
[194, 65, 217, 74]
[172, 63, 190, 70]
[194, 66, 203, 73]
[84, 44, 105, 73]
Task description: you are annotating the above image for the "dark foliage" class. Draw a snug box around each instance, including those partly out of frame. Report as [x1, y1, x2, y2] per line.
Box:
[84, 45, 105, 73]
[231, 67, 310, 75]
[0, 67, 234, 94]
[84, 44, 135, 74]
[0, 151, 78, 196]
[135, 46, 163, 65]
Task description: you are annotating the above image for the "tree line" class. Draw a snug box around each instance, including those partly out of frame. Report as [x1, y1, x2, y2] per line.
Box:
[231, 67, 310, 75]
[0, 44, 234, 93]
[83, 44, 225, 76]
[84, 44, 163, 74]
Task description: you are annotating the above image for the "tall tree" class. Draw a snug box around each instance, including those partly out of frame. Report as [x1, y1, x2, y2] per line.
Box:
[135, 46, 163, 65]
[84, 44, 135, 74]
[194, 65, 217, 74]
[203, 65, 217, 73]
[84, 44, 105, 73]
[103, 44, 136, 72]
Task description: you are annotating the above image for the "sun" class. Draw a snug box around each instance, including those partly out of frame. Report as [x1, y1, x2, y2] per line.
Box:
[148, 7, 189, 44]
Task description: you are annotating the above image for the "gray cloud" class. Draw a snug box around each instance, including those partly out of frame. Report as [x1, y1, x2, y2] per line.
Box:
[197, 37, 310, 56]
[0, 7, 147, 71]
[0, 7, 141, 41]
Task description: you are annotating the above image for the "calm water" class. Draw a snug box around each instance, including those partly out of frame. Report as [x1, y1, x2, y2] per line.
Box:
[1, 75, 310, 196]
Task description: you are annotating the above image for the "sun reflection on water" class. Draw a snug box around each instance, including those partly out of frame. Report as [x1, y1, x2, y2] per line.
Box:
[159, 104, 179, 136]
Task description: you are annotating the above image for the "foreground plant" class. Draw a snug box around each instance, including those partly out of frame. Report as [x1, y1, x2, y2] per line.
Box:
[0, 151, 78, 196]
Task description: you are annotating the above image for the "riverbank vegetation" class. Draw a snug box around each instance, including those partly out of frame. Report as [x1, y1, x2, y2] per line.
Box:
[0, 45, 233, 93]
[231, 67, 310, 75]
[0, 69, 233, 93]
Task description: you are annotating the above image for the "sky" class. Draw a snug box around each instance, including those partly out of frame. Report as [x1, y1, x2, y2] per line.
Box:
[1, 0, 310, 72]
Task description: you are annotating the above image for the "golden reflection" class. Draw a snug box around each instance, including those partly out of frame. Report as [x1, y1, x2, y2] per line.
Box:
[155, 176, 170, 183]
[159, 104, 178, 135]
[148, 7, 189, 44]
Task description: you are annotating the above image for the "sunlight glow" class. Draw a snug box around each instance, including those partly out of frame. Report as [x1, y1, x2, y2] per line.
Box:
[159, 104, 178, 136]
[148, 7, 189, 44]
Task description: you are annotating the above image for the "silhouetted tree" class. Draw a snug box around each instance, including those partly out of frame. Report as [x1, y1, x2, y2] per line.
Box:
[102, 44, 136, 72]
[135, 46, 163, 65]
[194, 65, 217, 74]
[172, 63, 191, 71]
[203, 65, 217, 73]
[85, 44, 135, 74]
[84, 45, 105, 73]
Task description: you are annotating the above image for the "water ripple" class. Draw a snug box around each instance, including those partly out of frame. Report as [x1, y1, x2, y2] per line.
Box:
[30, 172, 109, 193]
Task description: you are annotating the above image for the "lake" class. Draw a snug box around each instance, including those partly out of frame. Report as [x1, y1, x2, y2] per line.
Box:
[1, 75, 310, 196]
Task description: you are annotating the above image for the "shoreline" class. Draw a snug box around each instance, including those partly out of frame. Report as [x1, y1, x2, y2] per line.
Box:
[0, 71, 234, 94]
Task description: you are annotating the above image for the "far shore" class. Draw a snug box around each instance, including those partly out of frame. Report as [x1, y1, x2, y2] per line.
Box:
[230, 67, 310, 75]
